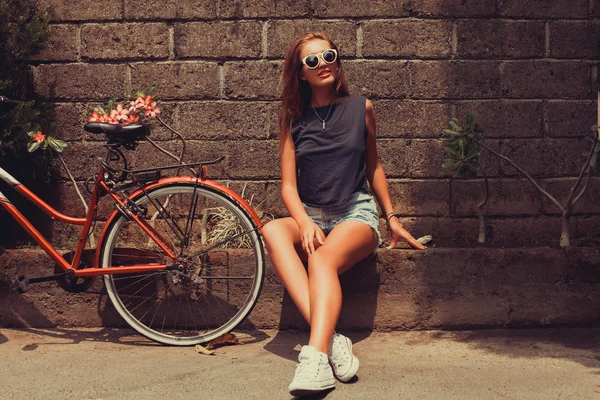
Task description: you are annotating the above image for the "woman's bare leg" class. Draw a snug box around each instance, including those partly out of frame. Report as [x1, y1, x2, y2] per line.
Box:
[306, 221, 377, 353]
[260, 217, 315, 323]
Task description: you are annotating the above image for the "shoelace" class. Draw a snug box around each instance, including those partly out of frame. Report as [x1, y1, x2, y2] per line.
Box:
[295, 357, 322, 379]
[329, 335, 350, 369]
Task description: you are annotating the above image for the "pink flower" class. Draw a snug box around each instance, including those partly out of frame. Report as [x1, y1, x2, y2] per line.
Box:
[143, 101, 161, 119]
[33, 131, 45, 143]
[129, 96, 145, 112]
[88, 111, 101, 122]
[105, 111, 119, 124]
[110, 103, 129, 123]
[127, 113, 140, 123]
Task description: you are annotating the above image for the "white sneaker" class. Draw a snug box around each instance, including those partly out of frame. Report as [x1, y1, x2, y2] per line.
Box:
[288, 345, 336, 397]
[328, 333, 360, 382]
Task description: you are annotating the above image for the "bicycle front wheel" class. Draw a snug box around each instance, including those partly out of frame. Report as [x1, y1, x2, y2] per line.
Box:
[99, 183, 265, 345]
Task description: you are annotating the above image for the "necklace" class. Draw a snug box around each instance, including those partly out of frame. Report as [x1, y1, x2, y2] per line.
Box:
[312, 103, 334, 130]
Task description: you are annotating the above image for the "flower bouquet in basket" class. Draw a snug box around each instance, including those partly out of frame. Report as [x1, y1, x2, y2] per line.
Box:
[87, 86, 161, 125]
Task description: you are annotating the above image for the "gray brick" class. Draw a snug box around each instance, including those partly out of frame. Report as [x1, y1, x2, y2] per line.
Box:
[345, 61, 410, 99]
[175, 22, 262, 59]
[410, 61, 501, 99]
[362, 20, 451, 59]
[130, 62, 220, 100]
[388, 180, 450, 216]
[550, 21, 600, 59]
[411, 0, 496, 17]
[451, 178, 541, 216]
[542, 178, 600, 214]
[266, 20, 357, 58]
[223, 61, 282, 100]
[124, 0, 216, 19]
[33, 24, 78, 61]
[178, 101, 275, 140]
[501, 138, 591, 177]
[81, 23, 169, 61]
[545, 101, 597, 138]
[313, 0, 409, 17]
[454, 101, 543, 138]
[457, 21, 545, 59]
[218, 0, 309, 18]
[499, 0, 588, 18]
[34, 64, 125, 100]
[501, 61, 591, 99]
[40, 0, 121, 21]
[372, 100, 451, 138]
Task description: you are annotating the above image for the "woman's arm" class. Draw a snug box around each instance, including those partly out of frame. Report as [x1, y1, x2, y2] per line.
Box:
[280, 134, 325, 254]
[364, 99, 426, 250]
[280, 135, 311, 227]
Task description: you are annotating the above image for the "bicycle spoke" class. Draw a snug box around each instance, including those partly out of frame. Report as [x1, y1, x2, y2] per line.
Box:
[102, 184, 264, 345]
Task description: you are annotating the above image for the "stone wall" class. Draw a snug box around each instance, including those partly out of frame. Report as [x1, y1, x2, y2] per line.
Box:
[20, 0, 600, 248]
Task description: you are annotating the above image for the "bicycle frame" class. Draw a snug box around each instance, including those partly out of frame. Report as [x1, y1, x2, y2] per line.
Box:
[0, 159, 263, 279]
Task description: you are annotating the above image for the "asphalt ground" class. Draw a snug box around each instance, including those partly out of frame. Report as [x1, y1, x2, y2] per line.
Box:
[0, 327, 598, 399]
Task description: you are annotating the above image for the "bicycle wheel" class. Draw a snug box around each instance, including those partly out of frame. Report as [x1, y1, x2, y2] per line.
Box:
[99, 183, 265, 345]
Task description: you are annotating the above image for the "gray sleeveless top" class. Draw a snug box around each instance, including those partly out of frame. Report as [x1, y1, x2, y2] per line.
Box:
[291, 95, 369, 207]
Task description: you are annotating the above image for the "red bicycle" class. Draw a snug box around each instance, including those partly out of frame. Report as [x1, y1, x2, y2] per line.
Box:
[1, 97, 266, 345]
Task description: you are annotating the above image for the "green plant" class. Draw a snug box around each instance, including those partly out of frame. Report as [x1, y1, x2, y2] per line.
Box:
[442, 112, 489, 243]
[0, 0, 51, 245]
[0, 0, 51, 179]
[443, 113, 600, 248]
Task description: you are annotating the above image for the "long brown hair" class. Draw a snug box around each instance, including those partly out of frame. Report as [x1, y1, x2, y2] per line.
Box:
[278, 32, 350, 150]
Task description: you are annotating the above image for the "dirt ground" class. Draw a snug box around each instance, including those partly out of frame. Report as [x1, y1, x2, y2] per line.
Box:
[0, 327, 598, 399]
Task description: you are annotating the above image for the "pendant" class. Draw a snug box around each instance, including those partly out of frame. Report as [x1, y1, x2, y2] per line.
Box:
[322, 121, 326, 130]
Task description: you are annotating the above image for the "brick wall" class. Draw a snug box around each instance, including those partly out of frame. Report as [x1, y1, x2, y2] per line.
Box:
[28, 0, 600, 248]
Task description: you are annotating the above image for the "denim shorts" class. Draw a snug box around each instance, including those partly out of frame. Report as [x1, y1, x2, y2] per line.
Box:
[302, 191, 382, 254]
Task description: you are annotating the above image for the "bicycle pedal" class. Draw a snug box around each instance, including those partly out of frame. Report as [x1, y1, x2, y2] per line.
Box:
[11, 275, 30, 294]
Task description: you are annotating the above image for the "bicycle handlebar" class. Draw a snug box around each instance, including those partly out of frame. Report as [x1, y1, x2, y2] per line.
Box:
[0, 96, 24, 105]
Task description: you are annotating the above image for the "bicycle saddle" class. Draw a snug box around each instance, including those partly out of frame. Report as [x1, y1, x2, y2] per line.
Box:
[84, 122, 150, 143]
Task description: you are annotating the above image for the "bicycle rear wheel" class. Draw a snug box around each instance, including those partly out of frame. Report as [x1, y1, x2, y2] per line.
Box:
[99, 183, 265, 345]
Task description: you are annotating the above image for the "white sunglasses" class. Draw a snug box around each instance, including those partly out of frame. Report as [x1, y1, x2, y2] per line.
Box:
[301, 49, 338, 69]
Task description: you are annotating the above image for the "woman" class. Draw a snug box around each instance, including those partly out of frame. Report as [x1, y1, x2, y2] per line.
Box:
[260, 32, 426, 397]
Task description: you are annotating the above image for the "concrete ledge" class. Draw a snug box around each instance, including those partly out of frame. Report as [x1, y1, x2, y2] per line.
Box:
[1, 247, 599, 330]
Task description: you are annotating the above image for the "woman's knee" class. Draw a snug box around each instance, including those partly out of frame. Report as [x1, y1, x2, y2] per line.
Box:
[262, 219, 288, 244]
[307, 247, 340, 275]
[261, 218, 299, 250]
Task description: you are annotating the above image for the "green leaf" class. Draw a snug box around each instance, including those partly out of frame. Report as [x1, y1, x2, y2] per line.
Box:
[449, 120, 460, 131]
[27, 141, 41, 153]
[444, 145, 461, 157]
[106, 98, 116, 112]
[146, 84, 157, 96]
[47, 136, 68, 153]
[27, 131, 37, 137]
[442, 129, 460, 136]
[442, 160, 460, 169]
[466, 112, 474, 127]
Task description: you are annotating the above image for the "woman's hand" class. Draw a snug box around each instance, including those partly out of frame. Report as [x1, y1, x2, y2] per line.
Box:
[298, 218, 326, 256]
[387, 217, 426, 250]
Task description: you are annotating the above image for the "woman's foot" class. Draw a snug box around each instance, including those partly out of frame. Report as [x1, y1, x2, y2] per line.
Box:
[328, 333, 360, 382]
[288, 345, 336, 397]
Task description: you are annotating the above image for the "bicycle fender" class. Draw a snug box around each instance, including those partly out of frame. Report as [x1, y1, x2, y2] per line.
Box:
[95, 177, 265, 263]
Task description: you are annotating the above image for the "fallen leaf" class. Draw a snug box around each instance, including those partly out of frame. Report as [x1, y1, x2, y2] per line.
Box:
[206, 333, 241, 350]
[195, 344, 215, 355]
